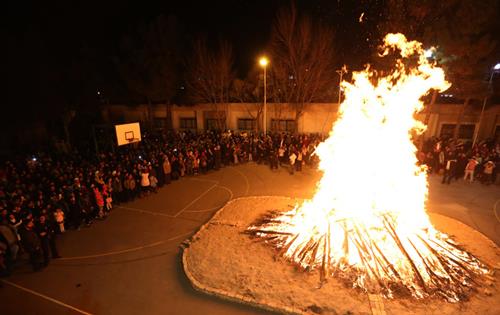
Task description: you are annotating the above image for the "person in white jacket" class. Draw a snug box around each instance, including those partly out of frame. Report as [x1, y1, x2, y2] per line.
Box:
[289, 151, 297, 175]
[140, 168, 151, 196]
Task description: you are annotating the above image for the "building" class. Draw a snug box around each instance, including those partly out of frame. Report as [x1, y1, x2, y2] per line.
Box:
[102, 102, 500, 141]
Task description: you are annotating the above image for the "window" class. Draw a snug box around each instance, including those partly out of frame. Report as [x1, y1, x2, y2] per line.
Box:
[237, 118, 256, 130]
[180, 118, 197, 129]
[440, 124, 455, 138]
[271, 119, 296, 132]
[458, 125, 475, 139]
[440, 124, 475, 139]
[206, 118, 224, 130]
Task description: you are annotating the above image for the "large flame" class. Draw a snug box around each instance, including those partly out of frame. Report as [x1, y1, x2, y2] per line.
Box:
[248, 34, 489, 301]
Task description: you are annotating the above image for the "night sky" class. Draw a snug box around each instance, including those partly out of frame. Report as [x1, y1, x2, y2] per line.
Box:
[5, 0, 499, 115]
[6, 0, 378, 81]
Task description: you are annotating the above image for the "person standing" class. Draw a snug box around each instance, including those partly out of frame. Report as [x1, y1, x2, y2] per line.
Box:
[192, 154, 199, 175]
[67, 194, 83, 229]
[19, 220, 44, 271]
[200, 152, 208, 173]
[289, 150, 297, 175]
[53, 207, 65, 233]
[149, 173, 158, 193]
[112, 172, 124, 204]
[79, 187, 94, 226]
[463, 157, 478, 183]
[140, 168, 151, 196]
[278, 145, 285, 167]
[296, 151, 303, 172]
[482, 161, 495, 185]
[124, 174, 136, 201]
[154, 159, 164, 188]
[162, 156, 172, 185]
[171, 156, 180, 180]
[36, 215, 60, 266]
[269, 148, 279, 170]
[214, 145, 222, 170]
[103, 180, 113, 213]
[438, 149, 445, 174]
[301, 145, 309, 166]
[93, 185, 105, 219]
[442, 156, 457, 185]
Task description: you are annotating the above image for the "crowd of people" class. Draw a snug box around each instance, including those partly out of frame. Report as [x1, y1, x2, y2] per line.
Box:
[419, 137, 499, 184]
[0, 130, 323, 275]
[1, 130, 498, 276]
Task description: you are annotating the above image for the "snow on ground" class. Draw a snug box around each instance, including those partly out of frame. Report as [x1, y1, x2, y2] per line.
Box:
[183, 196, 500, 315]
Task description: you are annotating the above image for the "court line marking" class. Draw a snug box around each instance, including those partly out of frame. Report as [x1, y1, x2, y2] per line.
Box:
[174, 183, 218, 217]
[1, 174, 232, 313]
[117, 205, 175, 218]
[184, 185, 234, 213]
[116, 178, 225, 217]
[56, 231, 193, 261]
[183, 205, 221, 213]
[188, 177, 220, 184]
[230, 166, 250, 195]
[1, 279, 93, 315]
[58, 176, 228, 260]
[494, 198, 500, 223]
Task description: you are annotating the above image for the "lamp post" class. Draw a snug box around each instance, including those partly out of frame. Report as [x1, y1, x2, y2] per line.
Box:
[336, 65, 347, 105]
[473, 62, 500, 147]
[259, 57, 269, 134]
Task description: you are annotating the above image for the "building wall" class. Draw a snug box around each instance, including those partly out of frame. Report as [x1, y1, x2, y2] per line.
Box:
[102, 103, 500, 140]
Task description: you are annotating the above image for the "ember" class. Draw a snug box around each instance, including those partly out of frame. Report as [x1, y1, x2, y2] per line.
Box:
[247, 33, 490, 302]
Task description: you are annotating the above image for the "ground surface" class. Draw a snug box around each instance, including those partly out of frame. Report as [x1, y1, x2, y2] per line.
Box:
[1, 163, 499, 315]
[184, 196, 500, 315]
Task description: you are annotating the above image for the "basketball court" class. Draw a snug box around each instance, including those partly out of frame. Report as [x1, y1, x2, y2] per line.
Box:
[1, 164, 499, 314]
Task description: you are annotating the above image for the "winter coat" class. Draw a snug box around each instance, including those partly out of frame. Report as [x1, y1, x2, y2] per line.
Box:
[36, 221, 55, 240]
[162, 160, 171, 174]
[19, 227, 41, 253]
[93, 188, 104, 207]
[124, 178, 136, 190]
[112, 178, 123, 193]
[140, 172, 150, 187]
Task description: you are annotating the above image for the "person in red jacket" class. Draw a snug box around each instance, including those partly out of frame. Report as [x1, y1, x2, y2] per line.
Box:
[93, 185, 105, 219]
[463, 157, 478, 182]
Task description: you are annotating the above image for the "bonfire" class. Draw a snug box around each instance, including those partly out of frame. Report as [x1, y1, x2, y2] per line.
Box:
[247, 34, 490, 302]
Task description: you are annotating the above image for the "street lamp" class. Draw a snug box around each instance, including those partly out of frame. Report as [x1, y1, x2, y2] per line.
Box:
[259, 57, 269, 134]
[336, 65, 347, 105]
[473, 62, 500, 146]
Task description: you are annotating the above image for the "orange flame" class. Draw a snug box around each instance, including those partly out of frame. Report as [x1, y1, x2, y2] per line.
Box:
[284, 32, 449, 262]
[249, 34, 489, 301]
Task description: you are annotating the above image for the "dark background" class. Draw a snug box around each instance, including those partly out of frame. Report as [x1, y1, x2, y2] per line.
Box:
[3, 0, 500, 152]
[4, 0, 382, 105]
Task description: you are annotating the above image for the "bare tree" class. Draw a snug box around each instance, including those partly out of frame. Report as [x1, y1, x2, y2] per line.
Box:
[114, 15, 181, 129]
[231, 78, 262, 131]
[378, 1, 449, 138]
[379, 0, 497, 141]
[185, 38, 235, 130]
[428, 0, 497, 140]
[268, 3, 336, 131]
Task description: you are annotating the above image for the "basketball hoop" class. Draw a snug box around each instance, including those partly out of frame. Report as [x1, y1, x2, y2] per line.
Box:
[116, 122, 142, 146]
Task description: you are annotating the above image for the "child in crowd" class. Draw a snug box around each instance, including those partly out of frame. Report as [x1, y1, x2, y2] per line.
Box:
[149, 173, 158, 193]
[54, 208, 65, 233]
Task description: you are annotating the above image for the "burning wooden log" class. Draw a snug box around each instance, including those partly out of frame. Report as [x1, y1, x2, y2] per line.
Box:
[247, 209, 490, 301]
